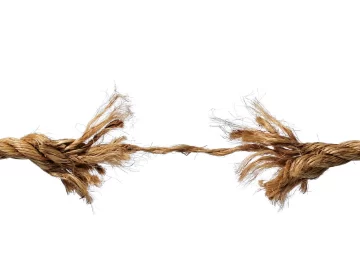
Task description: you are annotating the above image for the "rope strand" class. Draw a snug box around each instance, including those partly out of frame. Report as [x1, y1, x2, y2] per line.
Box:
[1, 90, 357, 207]
[125, 144, 246, 156]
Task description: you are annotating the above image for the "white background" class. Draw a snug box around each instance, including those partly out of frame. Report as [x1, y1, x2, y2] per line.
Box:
[1, 1, 360, 259]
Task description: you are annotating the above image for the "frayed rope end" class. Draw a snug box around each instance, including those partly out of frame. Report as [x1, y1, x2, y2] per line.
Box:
[6, 90, 134, 203]
[225, 100, 338, 207]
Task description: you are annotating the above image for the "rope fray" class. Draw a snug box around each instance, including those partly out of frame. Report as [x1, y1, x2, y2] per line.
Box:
[227, 100, 360, 206]
[0, 91, 133, 203]
[0, 90, 249, 203]
[0, 89, 357, 206]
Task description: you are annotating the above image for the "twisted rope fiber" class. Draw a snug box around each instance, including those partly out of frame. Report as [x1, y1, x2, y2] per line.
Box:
[0, 92, 135, 203]
[126, 144, 252, 156]
[1, 90, 357, 206]
[0, 133, 251, 203]
[0, 90, 259, 204]
[227, 100, 360, 206]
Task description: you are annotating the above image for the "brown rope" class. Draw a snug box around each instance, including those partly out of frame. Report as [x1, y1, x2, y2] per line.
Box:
[124, 144, 262, 156]
[0, 91, 134, 203]
[225, 99, 360, 207]
[1, 90, 357, 206]
[0, 128, 259, 203]
[0, 91, 256, 204]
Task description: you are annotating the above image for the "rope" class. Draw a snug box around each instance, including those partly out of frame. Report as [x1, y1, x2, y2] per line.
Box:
[1, 90, 354, 207]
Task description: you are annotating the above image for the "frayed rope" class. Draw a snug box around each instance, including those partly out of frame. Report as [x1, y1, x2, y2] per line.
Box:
[0, 90, 354, 206]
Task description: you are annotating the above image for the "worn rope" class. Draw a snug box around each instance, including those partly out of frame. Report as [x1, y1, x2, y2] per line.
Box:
[124, 144, 260, 156]
[1, 90, 357, 206]
[0, 91, 256, 204]
[225, 100, 360, 207]
[0, 91, 134, 203]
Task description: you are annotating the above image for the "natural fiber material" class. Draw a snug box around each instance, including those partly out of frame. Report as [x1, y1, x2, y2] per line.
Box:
[227, 100, 360, 206]
[0, 91, 133, 203]
[0, 90, 356, 206]
[0, 90, 251, 203]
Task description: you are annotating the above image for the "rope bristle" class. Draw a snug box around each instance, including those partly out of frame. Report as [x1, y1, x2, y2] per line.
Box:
[227, 100, 357, 206]
[0, 91, 357, 207]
